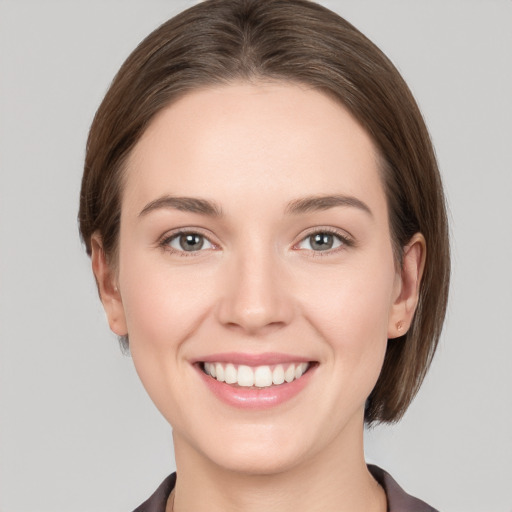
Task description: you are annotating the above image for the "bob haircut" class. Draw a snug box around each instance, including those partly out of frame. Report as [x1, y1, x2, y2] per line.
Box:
[79, 0, 450, 425]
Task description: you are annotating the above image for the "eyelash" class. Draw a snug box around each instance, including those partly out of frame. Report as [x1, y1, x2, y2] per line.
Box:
[293, 227, 354, 256]
[159, 229, 217, 257]
[158, 228, 354, 257]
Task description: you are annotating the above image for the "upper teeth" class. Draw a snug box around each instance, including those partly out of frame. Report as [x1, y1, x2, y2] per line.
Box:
[203, 362, 310, 388]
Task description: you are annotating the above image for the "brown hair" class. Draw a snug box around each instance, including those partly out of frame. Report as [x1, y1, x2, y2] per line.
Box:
[78, 0, 450, 424]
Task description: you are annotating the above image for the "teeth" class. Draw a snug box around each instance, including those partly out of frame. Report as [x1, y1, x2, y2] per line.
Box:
[204, 362, 217, 378]
[203, 362, 310, 388]
[284, 365, 295, 383]
[254, 366, 272, 388]
[225, 363, 237, 384]
[272, 365, 285, 385]
[215, 363, 225, 382]
[237, 365, 254, 387]
[295, 362, 308, 379]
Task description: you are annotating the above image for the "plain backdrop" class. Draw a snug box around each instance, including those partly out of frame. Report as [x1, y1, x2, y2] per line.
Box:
[0, 1, 511, 511]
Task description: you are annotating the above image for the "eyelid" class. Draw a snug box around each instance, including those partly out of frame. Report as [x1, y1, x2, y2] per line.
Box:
[156, 226, 354, 255]
[158, 227, 219, 254]
[292, 227, 355, 252]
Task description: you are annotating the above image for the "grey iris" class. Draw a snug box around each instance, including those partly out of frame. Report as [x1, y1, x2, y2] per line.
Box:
[310, 233, 334, 251]
[180, 233, 204, 251]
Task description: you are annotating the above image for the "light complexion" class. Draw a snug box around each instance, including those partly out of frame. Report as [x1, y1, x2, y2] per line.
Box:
[92, 82, 425, 512]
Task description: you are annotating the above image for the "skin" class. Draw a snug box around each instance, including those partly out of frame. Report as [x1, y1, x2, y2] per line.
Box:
[92, 82, 425, 512]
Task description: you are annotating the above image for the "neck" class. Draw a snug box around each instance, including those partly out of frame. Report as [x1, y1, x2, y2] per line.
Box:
[170, 421, 386, 512]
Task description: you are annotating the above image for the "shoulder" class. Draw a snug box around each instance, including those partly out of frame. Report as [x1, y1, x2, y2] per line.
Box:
[368, 464, 440, 512]
[131, 468, 439, 512]
[132, 473, 176, 512]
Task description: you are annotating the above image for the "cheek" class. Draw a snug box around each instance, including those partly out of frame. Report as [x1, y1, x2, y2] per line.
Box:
[117, 253, 219, 420]
[118, 252, 216, 353]
[299, 256, 396, 379]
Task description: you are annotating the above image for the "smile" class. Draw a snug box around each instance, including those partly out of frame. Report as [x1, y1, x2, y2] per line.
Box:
[203, 362, 310, 388]
[196, 354, 317, 409]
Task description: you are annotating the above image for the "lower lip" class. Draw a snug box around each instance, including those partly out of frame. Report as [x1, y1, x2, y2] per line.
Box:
[196, 365, 315, 410]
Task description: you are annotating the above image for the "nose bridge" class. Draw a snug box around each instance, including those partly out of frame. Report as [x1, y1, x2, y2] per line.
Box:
[217, 236, 292, 333]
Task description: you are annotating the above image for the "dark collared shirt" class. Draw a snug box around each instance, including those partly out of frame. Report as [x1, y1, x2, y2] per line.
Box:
[133, 465, 439, 512]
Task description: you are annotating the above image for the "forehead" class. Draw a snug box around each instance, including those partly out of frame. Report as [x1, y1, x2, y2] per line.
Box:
[123, 81, 386, 217]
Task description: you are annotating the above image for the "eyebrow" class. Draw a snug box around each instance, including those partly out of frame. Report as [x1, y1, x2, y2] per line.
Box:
[285, 194, 373, 216]
[138, 193, 371, 218]
[139, 196, 223, 218]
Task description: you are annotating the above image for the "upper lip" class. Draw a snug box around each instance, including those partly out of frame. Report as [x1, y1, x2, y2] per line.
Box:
[192, 352, 314, 366]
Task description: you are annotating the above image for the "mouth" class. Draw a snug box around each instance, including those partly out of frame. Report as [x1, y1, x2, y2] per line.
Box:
[194, 353, 318, 409]
[201, 361, 313, 388]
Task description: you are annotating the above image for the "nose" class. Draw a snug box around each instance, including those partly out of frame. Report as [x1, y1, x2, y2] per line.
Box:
[216, 247, 295, 335]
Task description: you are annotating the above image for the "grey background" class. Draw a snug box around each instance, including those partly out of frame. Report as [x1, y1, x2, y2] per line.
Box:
[0, 1, 511, 511]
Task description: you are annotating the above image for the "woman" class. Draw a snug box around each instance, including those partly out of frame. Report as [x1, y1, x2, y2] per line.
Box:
[79, 0, 449, 510]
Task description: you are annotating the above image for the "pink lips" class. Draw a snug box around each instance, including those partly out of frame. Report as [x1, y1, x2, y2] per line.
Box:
[194, 352, 316, 410]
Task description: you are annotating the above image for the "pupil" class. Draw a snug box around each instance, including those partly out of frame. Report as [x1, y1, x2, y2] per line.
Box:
[180, 233, 203, 251]
[311, 233, 333, 251]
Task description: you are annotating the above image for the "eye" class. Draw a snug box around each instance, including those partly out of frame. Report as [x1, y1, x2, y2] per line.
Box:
[165, 232, 214, 252]
[296, 231, 347, 252]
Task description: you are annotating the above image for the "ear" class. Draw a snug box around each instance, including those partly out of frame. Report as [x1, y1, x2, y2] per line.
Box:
[388, 233, 426, 339]
[91, 233, 128, 336]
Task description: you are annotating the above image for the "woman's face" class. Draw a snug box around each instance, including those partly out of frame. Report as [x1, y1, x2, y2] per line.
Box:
[95, 82, 416, 474]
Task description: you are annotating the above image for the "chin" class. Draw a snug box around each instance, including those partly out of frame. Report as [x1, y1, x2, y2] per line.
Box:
[179, 415, 345, 479]
[206, 442, 309, 477]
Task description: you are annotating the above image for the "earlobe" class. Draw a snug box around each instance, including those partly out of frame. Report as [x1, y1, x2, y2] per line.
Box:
[388, 233, 426, 339]
[90, 234, 128, 336]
